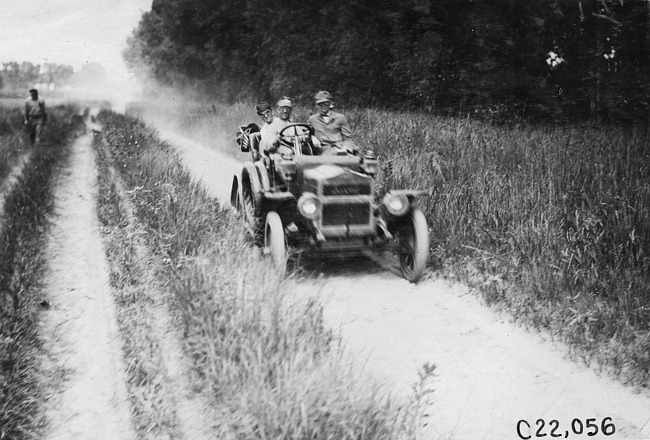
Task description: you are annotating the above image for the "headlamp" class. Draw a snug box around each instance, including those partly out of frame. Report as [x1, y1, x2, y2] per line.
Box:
[383, 192, 410, 217]
[298, 193, 321, 219]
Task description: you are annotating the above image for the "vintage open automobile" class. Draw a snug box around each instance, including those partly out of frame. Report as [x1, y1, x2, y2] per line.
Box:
[230, 122, 430, 282]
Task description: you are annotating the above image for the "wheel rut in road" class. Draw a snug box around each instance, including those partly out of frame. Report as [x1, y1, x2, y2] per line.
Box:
[38, 131, 135, 440]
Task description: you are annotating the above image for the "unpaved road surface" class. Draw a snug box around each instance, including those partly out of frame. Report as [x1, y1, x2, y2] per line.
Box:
[154, 126, 650, 440]
[38, 131, 135, 440]
[37, 120, 214, 440]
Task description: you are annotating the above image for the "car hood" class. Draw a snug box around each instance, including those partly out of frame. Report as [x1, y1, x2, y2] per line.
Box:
[303, 164, 373, 196]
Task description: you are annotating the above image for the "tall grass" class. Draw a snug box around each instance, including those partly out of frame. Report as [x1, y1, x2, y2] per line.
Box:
[93, 139, 185, 438]
[130, 96, 650, 385]
[0, 107, 30, 184]
[0, 104, 82, 439]
[347, 109, 650, 386]
[97, 110, 423, 439]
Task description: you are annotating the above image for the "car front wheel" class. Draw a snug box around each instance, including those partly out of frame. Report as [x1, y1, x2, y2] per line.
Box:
[396, 209, 429, 282]
[264, 211, 287, 274]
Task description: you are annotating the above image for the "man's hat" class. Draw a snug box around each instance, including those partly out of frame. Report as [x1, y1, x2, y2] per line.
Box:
[255, 102, 272, 115]
[277, 97, 292, 108]
[314, 91, 333, 104]
[29, 88, 38, 94]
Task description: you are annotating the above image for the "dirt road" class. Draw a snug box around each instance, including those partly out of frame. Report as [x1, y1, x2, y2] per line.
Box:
[38, 131, 135, 440]
[36, 120, 215, 440]
[154, 127, 650, 440]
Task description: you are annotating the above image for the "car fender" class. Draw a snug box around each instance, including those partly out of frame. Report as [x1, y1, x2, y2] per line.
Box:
[254, 161, 270, 191]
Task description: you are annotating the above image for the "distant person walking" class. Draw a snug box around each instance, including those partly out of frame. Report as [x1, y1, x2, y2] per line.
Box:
[24, 88, 47, 147]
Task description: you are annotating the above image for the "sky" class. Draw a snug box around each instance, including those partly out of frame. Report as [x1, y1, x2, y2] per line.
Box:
[0, 0, 152, 81]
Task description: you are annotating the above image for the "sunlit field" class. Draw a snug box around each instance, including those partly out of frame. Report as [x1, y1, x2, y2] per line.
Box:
[142, 99, 650, 386]
[349, 110, 650, 385]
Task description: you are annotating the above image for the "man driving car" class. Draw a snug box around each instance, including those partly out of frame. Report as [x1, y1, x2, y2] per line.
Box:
[276, 96, 293, 123]
[259, 98, 294, 155]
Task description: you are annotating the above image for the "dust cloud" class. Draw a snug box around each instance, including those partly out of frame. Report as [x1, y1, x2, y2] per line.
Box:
[57, 66, 144, 114]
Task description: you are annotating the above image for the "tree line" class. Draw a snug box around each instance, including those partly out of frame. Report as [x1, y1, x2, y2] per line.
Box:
[124, 0, 650, 122]
[0, 62, 74, 93]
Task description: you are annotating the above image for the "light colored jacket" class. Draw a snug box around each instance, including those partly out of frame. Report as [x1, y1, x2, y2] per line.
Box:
[307, 111, 357, 152]
[260, 117, 291, 153]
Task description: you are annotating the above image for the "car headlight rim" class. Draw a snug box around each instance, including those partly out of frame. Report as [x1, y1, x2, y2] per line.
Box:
[383, 193, 410, 217]
[298, 193, 321, 219]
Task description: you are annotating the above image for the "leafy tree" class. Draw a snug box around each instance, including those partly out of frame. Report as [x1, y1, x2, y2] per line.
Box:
[40, 63, 74, 89]
[0, 61, 74, 91]
[124, 0, 649, 121]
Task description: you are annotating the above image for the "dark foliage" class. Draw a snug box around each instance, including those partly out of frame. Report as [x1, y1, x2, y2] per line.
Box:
[124, 0, 650, 122]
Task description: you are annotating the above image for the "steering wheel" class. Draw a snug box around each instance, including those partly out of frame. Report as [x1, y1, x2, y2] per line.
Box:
[278, 123, 314, 143]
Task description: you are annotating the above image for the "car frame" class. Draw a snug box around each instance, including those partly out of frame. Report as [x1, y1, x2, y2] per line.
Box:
[230, 122, 429, 282]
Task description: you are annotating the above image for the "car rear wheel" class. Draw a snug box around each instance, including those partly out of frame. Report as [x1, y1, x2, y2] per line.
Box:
[265, 211, 287, 274]
[242, 182, 261, 243]
[396, 209, 429, 282]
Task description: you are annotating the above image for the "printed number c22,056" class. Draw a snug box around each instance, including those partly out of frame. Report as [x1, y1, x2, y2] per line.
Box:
[516, 417, 616, 439]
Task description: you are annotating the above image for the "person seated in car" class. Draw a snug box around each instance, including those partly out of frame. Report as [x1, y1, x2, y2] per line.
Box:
[276, 96, 293, 123]
[258, 98, 294, 156]
[307, 91, 359, 156]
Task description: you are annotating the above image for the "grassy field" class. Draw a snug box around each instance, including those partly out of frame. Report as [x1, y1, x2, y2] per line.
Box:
[95, 110, 426, 439]
[0, 105, 30, 185]
[140, 98, 650, 387]
[0, 103, 82, 439]
[349, 111, 650, 387]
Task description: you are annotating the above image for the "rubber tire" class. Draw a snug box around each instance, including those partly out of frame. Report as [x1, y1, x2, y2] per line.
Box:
[397, 209, 429, 283]
[230, 176, 240, 210]
[265, 211, 287, 274]
[242, 181, 262, 243]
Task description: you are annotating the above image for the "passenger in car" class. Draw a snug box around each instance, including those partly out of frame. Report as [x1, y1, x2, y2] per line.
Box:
[258, 98, 295, 156]
[307, 91, 358, 156]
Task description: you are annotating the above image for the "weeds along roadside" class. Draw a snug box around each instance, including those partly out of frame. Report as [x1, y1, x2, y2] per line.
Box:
[0, 107, 32, 184]
[0, 104, 83, 439]
[93, 134, 184, 438]
[96, 109, 424, 439]
[133, 99, 650, 386]
[348, 109, 650, 387]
